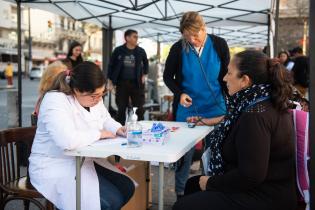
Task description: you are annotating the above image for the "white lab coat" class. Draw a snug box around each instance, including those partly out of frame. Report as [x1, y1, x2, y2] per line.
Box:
[29, 91, 123, 210]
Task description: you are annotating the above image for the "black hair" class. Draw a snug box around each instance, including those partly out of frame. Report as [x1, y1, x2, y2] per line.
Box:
[124, 29, 138, 39]
[234, 50, 292, 112]
[278, 51, 291, 66]
[50, 61, 105, 94]
[291, 46, 303, 55]
[67, 41, 83, 63]
[70, 61, 105, 93]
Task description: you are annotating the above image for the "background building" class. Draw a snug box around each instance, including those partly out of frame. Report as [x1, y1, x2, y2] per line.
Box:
[278, 0, 309, 54]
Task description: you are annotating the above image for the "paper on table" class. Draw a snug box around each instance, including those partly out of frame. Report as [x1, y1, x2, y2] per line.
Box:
[91, 137, 127, 147]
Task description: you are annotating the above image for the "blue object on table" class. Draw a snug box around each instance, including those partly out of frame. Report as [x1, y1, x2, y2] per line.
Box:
[151, 123, 165, 132]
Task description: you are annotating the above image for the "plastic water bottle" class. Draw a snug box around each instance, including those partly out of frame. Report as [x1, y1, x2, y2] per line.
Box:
[127, 107, 142, 147]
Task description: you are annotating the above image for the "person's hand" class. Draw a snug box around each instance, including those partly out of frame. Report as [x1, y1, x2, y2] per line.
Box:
[116, 126, 127, 137]
[187, 116, 201, 123]
[199, 176, 210, 191]
[180, 93, 192, 108]
[100, 130, 116, 139]
[187, 115, 225, 126]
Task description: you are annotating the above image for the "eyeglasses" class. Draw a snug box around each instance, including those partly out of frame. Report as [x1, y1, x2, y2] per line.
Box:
[79, 90, 106, 101]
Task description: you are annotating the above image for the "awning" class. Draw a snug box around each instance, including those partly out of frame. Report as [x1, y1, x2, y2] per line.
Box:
[7, 0, 273, 47]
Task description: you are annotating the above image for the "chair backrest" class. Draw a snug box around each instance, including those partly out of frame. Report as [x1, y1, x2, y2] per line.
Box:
[291, 109, 310, 209]
[0, 127, 36, 186]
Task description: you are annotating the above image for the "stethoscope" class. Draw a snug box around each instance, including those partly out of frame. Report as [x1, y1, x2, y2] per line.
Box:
[186, 41, 227, 114]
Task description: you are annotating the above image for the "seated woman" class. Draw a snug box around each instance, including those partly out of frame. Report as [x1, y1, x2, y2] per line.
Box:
[29, 61, 134, 210]
[173, 50, 297, 210]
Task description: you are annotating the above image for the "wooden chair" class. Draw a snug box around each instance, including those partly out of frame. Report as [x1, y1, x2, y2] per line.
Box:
[0, 126, 54, 210]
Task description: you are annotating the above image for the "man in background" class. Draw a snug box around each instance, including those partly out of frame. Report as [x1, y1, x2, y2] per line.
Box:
[290, 46, 309, 97]
[108, 29, 149, 124]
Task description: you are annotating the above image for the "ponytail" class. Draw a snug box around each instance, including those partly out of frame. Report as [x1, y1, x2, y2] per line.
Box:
[234, 50, 293, 113]
[48, 70, 72, 95]
[267, 58, 293, 112]
[46, 61, 105, 95]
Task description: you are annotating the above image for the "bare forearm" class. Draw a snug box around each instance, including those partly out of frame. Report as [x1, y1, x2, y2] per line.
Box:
[201, 115, 224, 126]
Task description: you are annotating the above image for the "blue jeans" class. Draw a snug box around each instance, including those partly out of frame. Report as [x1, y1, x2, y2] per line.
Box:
[175, 147, 195, 194]
[94, 163, 135, 210]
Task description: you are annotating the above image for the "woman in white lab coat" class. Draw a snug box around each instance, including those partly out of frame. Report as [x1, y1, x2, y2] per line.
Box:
[29, 61, 134, 210]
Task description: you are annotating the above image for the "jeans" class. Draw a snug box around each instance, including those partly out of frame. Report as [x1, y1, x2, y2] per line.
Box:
[175, 147, 195, 194]
[94, 163, 135, 210]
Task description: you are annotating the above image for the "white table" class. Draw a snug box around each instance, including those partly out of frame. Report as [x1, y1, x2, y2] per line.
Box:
[65, 121, 213, 210]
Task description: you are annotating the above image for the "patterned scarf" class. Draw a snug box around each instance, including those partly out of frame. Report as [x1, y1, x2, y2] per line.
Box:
[207, 84, 271, 176]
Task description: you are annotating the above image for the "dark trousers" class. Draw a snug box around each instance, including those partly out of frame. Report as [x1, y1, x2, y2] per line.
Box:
[7, 76, 13, 86]
[175, 147, 195, 194]
[94, 163, 135, 210]
[173, 175, 242, 210]
[173, 175, 297, 210]
[116, 80, 145, 125]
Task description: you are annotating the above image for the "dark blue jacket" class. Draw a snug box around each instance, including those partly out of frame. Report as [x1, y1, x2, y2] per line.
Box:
[107, 44, 149, 86]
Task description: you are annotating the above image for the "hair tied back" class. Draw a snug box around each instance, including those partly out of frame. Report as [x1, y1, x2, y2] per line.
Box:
[268, 58, 281, 69]
[64, 69, 72, 84]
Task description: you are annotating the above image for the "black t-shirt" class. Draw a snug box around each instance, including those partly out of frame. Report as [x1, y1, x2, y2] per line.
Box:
[69, 58, 82, 69]
[120, 48, 136, 80]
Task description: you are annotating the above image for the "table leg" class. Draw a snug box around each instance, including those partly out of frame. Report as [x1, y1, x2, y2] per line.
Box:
[76, 156, 81, 210]
[158, 162, 164, 210]
[145, 161, 150, 210]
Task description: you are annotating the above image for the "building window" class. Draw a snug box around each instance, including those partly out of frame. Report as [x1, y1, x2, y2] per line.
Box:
[60, 17, 65, 29]
[11, 6, 17, 23]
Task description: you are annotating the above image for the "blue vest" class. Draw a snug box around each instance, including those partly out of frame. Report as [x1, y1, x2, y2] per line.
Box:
[176, 36, 226, 122]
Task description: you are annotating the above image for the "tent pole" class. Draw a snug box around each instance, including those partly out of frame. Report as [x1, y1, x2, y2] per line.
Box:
[273, 0, 280, 57]
[267, 12, 271, 57]
[17, 0, 22, 127]
[157, 33, 161, 63]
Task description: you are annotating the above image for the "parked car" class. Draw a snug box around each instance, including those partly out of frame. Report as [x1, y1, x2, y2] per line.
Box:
[29, 66, 44, 80]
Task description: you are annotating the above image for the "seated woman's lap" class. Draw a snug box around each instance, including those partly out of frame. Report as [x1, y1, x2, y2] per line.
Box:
[94, 163, 135, 210]
[176, 175, 292, 210]
[173, 175, 235, 210]
[173, 190, 238, 210]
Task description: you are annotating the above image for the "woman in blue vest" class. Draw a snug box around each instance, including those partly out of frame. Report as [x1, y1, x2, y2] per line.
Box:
[163, 11, 230, 199]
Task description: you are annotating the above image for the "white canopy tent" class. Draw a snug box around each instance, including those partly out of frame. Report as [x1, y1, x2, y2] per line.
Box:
[5, 0, 279, 128]
[5, 1, 315, 210]
[8, 0, 274, 48]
